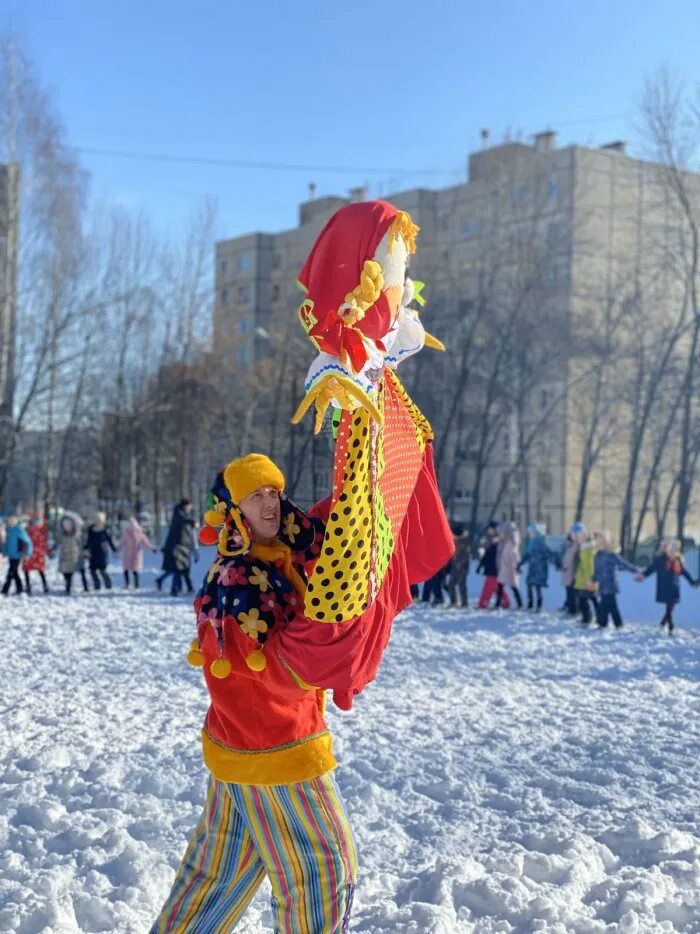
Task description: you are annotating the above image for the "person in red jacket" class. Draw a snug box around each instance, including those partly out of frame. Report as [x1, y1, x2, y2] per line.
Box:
[23, 514, 50, 594]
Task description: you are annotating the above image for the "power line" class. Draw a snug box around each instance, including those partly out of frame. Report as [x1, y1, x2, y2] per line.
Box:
[72, 111, 633, 178]
[548, 111, 632, 129]
[72, 145, 454, 177]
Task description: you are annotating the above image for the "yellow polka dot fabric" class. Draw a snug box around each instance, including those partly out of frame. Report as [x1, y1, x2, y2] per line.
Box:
[304, 399, 385, 623]
[304, 372, 434, 624]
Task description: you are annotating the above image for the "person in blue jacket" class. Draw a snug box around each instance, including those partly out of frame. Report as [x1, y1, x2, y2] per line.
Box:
[590, 530, 639, 628]
[637, 538, 699, 633]
[519, 522, 555, 611]
[2, 517, 33, 595]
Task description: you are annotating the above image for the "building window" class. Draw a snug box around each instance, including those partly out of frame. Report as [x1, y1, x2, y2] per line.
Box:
[272, 252, 282, 270]
[237, 253, 251, 273]
[538, 470, 553, 493]
[546, 221, 565, 244]
[220, 259, 228, 276]
[235, 345, 252, 366]
[458, 219, 482, 239]
[271, 284, 280, 302]
[220, 288, 229, 306]
[548, 177, 560, 203]
[314, 470, 331, 491]
[238, 285, 251, 304]
[238, 316, 252, 334]
[514, 184, 529, 208]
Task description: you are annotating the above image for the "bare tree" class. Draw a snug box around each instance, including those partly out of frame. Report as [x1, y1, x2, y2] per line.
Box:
[0, 33, 89, 510]
[639, 68, 700, 543]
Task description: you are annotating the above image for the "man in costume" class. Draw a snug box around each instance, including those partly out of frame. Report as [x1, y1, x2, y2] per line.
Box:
[151, 200, 453, 932]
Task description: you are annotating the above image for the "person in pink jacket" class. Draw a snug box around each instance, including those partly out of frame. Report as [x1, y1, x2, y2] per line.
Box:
[120, 514, 157, 588]
[497, 522, 524, 608]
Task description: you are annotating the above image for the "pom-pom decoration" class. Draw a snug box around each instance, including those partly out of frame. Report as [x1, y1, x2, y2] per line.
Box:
[245, 650, 267, 672]
[187, 639, 205, 667]
[210, 657, 232, 679]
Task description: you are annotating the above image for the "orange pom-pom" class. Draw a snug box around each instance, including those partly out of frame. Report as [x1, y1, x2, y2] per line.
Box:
[245, 650, 267, 672]
[210, 657, 232, 679]
[187, 644, 205, 667]
[199, 526, 219, 546]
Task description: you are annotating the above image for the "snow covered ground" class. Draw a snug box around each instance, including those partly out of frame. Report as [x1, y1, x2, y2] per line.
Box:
[1, 557, 699, 933]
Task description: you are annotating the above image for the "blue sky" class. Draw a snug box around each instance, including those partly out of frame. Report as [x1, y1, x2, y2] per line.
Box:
[2, 0, 699, 239]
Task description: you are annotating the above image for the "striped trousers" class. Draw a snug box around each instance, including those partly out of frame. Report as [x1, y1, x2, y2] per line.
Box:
[150, 772, 357, 933]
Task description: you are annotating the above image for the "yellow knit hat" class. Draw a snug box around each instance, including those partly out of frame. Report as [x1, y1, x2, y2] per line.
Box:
[223, 454, 285, 505]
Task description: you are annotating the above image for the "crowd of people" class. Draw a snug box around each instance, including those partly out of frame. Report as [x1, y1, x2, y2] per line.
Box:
[420, 519, 700, 633]
[2, 502, 698, 631]
[0, 499, 199, 598]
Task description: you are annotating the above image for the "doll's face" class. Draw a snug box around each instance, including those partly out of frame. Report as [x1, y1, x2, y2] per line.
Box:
[373, 231, 409, 321]
[239, 486, 282, 544]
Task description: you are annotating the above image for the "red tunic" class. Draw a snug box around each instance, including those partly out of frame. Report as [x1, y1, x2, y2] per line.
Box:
[24, 522, 49, 572]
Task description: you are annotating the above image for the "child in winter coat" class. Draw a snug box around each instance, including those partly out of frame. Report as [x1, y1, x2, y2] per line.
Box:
[497, 522, 523, 608]
[23, 514, 51, 594]
[637, 539, 699, 633]
[58, 512, 89, 594]
[421, 566, 447, 605]
[448, 523, 470, 607]
[573, 523, 597, 623]
[590, 530, 639, 628]
[560, 530, 579, 614]
[85, 512, 117, 590]
[477, 523, 511, 609]
[120, 515, 157, 588]
[1, 517, 33, 595]
[519, 523, 553, 610]
[157, 499, 198, 595]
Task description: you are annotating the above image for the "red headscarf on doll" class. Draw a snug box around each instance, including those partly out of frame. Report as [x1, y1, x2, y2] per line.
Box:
[298, 200, 402, 372]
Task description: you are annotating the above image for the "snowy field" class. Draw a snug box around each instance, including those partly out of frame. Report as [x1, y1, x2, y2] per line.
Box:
[1, 556, 699, 934]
